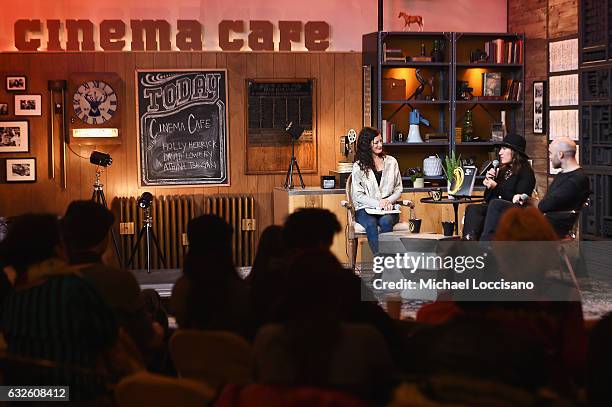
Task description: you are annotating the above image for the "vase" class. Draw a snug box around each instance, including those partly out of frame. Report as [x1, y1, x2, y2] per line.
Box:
[447, 182, 455, 199]
[423, 156, 443, 176]
[413, 178, 425, 188]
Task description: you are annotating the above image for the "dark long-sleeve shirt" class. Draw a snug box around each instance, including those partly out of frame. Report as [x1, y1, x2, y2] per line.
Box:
[539, 168, 590, 237]
[538, 169, 589, 213]
[484, 164, 536, 203]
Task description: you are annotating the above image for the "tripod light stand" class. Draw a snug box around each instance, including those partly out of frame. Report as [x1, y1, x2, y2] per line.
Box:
[126, 192, 167, 274]
[90, 151, 122, 265]
[284, 121, 305, 189]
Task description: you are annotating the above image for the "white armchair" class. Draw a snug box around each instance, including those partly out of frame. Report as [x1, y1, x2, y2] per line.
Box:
[340, 174, 414, 269]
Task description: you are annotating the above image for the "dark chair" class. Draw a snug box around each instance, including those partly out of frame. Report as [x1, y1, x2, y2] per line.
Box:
[543, 198, 590, 240]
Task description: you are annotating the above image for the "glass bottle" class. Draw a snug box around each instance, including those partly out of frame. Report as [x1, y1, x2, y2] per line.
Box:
[431, 40, 444, 62]
[462, 109, 474, 142]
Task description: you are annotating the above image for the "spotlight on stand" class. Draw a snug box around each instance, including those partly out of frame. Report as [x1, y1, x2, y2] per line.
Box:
[89, 150, 120, 265]
[137, 192, 153, 209]
[127, 191, 166, 274]
[283, 121, 305, 189]
[90, 151, 112, 167]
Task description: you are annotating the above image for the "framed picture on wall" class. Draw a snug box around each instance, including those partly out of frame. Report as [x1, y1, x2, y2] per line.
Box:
[533, 81, 546, 134]
[6, 76, 26, 91]
[14, 95, 42, 116]
[0, 120, 29, 152]
[6, 158, 36, 182]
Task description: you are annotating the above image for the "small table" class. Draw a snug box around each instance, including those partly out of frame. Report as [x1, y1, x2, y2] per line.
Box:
[420, 196, 485, 235]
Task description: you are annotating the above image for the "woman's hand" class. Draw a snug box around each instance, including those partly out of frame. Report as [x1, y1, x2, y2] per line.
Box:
[378, 199, 392, 210]
[483, 178, 497, 189]
[485, 168, 498, 180]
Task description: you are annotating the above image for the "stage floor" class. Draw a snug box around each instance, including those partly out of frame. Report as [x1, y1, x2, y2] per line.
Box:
[132, 265, 612, 322]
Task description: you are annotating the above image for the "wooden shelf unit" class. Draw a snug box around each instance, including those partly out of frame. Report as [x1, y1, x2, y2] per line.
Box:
[363, 31, 525, 188]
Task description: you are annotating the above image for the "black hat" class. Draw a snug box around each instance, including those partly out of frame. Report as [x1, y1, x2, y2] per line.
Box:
[496, 133, 529, 159]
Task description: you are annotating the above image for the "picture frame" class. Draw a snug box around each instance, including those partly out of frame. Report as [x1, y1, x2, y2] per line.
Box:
[0, 120, 29, 152]
[6, 76, 26, 91]
[0, 103, 8, 115]
[6, 158, 36, 182]
[482, 72, 502, 97]
[533, 81, 546, 134]
[14, 95, 42, 116]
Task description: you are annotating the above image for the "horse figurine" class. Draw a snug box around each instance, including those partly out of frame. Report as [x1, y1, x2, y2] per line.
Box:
[398, 11, 424, 31]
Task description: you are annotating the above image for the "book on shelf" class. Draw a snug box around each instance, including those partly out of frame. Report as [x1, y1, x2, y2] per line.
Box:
[483, 38, 523, 64]
[482, 72, 502, 96]
[381, 120, 396, 143]
[474, 95, 504, 101]
[383, 43, 405, 62]
[505, 79, 522, 101]
[408, 56, 433, 62]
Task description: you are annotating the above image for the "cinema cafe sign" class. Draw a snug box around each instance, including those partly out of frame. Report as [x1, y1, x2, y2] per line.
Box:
[13, 19, 331, 52]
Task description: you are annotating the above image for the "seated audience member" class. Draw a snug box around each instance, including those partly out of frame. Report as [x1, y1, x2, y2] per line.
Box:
[248, 224, 284, 286]
[254, 249, 395, 403]
[417, 208, 586, 393]
[480, 137, 589, 240]
[587, 312, 612, 407]
[171, 215, 253, 339]
[0, 214, 118, 399]
[280, 208, 403, 359]
[248, 225, 286, 328]
[463, 133, 536, 240]
[60, 200, 162, 361]
[282, 208, 341, 252]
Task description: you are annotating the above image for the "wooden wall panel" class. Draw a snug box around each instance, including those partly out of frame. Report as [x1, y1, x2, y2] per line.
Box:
[0, 51, 363, 243]
[508, 0, 577, 195]
[548, 0, 578, 39]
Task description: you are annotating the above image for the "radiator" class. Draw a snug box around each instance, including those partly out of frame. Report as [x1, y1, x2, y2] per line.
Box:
[116, 195, 256, 269]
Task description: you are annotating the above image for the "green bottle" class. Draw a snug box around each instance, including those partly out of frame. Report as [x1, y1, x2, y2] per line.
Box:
[462, 109, 474, 142]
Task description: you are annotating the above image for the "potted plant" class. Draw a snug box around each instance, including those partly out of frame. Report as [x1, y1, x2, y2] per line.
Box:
[410, 168, 425, 188]
[440, 152, 462, 198]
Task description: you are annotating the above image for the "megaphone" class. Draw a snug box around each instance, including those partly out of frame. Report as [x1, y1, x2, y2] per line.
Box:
[407, 109, 430, 143]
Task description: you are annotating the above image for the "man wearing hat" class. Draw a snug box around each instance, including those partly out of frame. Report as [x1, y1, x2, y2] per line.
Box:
[463, 134, 536, 240]
[479, 137, 589, 240]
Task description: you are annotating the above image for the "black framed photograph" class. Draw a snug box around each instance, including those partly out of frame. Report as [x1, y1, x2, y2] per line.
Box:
[533, 81, 546, 134]
[6, 158, 36, 182]
[14, 94, 42, 116]
[0, 120, 29, 152]
[6, 76, 26, 91]
[0, 103, 8, 115]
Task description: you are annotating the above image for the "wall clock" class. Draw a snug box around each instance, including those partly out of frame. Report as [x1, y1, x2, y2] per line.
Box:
[68, 72, 123, 145]
[72, 80, 117, 125]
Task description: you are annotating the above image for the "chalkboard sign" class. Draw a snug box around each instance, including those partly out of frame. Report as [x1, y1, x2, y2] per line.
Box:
[136, 70, 229, 186]
[247, 80, 313, 146]
[245, 79, 316, 174]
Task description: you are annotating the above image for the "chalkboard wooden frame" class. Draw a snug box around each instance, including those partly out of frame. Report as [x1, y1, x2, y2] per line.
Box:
[245, 78, 317, 175]
[136, 69, 230, 187]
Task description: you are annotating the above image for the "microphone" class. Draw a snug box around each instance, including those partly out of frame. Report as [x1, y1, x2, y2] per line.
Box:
[518, 193, 529, 205]
[486, 159, 499, 180]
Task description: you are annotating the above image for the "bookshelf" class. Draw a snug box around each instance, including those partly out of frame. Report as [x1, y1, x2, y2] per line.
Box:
[362, 31, 525, 188]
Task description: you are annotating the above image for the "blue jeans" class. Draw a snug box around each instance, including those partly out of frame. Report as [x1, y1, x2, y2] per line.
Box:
[355, 209, 399, 254]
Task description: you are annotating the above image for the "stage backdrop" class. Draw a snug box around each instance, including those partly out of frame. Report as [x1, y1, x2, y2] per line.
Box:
[0, 0, 507, 52]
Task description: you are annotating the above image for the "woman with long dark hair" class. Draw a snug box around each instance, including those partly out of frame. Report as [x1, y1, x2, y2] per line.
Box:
[351, 127, 404, 254]
[463, 133, 536, 240]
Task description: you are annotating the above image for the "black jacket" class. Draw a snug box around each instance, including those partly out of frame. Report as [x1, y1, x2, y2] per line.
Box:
[484, 164, 536, 203]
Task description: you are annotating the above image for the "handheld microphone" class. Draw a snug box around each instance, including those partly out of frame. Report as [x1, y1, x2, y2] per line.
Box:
[486, 159, 499, 179]
[518, 193, 529, 205]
